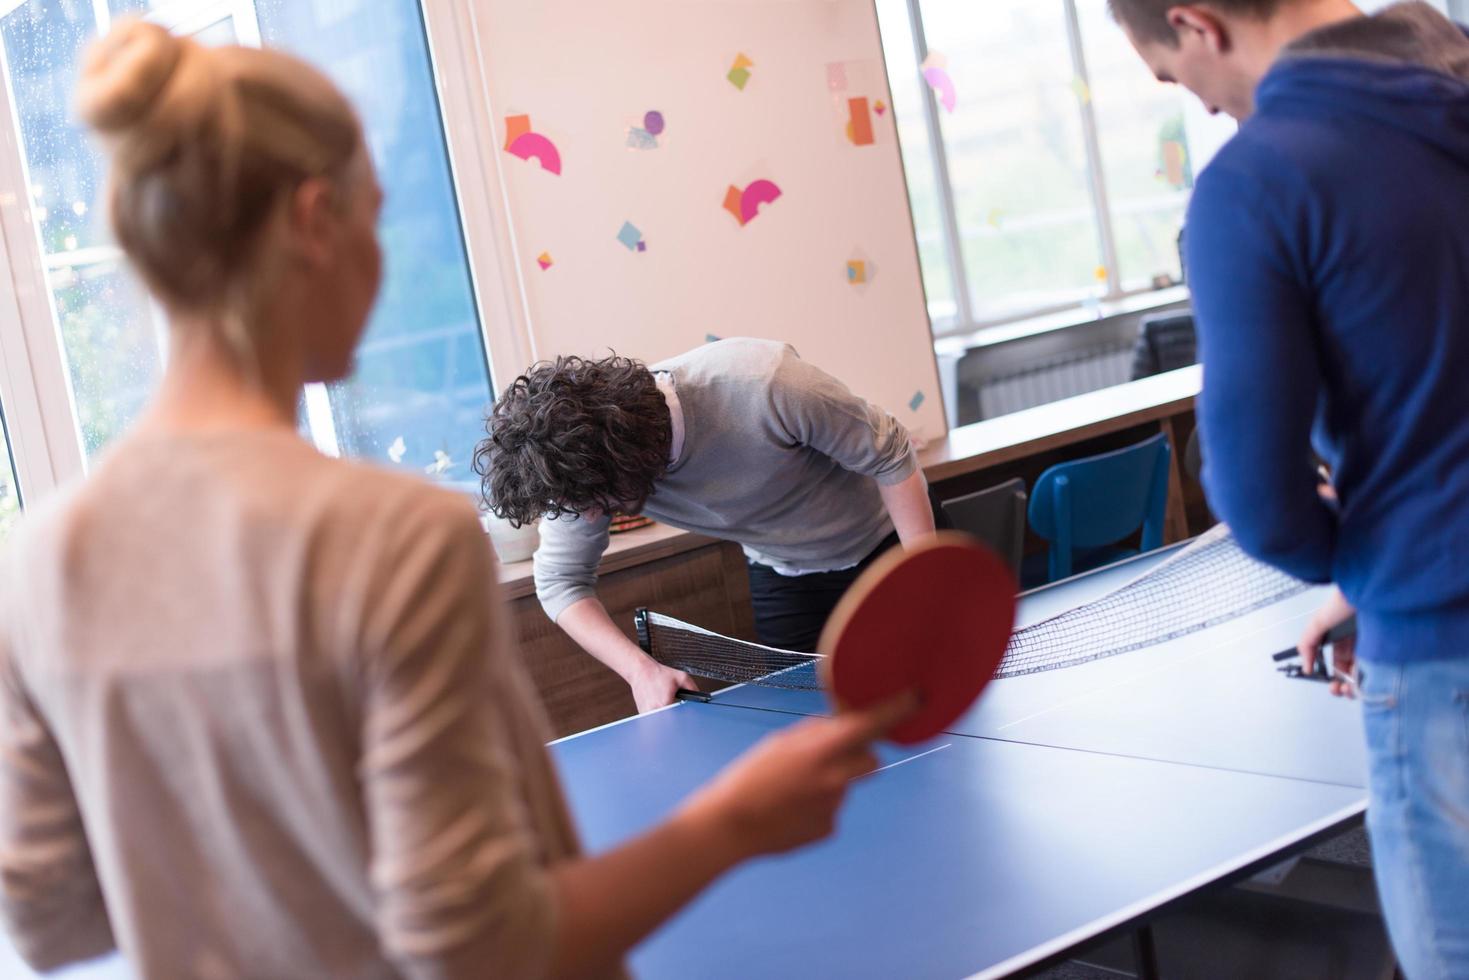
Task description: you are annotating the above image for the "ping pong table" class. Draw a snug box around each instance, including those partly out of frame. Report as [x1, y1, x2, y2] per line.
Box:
[0, 545, 1368, 980]
[554, 545, 1369, 979]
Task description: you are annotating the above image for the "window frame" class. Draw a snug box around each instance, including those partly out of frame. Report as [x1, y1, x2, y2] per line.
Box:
[0, 0, 523, 504]
[0, 26, 88, 499]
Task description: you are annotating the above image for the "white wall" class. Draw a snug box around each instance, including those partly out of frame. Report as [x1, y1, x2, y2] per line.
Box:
[465, 0, 948, 438]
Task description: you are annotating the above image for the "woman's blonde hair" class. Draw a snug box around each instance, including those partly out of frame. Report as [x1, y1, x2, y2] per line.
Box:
[76, 20, 364, 324]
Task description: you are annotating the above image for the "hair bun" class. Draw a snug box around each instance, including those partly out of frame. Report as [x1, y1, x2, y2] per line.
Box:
[76, 19, 186, 136]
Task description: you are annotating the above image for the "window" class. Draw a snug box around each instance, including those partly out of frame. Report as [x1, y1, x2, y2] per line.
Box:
[0, 405, 17, 543]
[877, 0, 1217, 336]
[0, 0, 494, 492]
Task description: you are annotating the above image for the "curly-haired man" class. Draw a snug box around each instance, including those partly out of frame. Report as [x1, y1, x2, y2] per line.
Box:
[1110, 0, 1469, 974]
[476, 338, 940, 712]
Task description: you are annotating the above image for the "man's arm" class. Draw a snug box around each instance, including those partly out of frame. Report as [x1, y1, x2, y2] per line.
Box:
[1187, 163, 1336, 582]
[533, 511, 692, 712]
[878, 468, 936, 546]
[555, 598, 694, 713]
[769, 351, 933, 538]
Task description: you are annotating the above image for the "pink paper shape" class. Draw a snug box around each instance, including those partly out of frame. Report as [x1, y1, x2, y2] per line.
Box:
[922, 66, 957, 113]
[739, 179, 783, 224]
[507, 132, 563, 175]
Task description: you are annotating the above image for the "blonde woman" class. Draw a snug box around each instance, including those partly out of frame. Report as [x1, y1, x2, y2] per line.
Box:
[0, 22, 906, 979]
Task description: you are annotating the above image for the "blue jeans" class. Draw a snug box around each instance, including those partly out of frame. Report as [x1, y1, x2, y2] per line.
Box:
[1359, 656, 1469, 979]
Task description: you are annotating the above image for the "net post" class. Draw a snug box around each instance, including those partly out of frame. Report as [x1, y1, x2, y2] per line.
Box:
[634, 608, 653, 656]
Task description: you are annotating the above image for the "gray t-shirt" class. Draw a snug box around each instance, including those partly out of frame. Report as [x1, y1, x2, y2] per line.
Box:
[534, 339, 917, 621]
[0, 429, 588, 980]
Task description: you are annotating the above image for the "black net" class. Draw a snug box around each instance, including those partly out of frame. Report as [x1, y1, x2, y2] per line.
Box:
[639, 613, 824, 690]
[642, 526, 1310, 688]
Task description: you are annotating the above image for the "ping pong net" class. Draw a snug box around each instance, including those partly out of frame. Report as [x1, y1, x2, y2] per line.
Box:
[637, 524, 1311, 690]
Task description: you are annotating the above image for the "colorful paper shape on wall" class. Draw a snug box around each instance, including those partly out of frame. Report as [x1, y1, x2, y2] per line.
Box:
[728, 52, 754, 90]
[617, 221, 645, 251]
[909, 391, 926, 412]
[503, 114, 563, 175]
[846, 249, 877, 289]
[537, 252, 553, 270]
[874, 99, 887, 115]
[627, 109, 666, 151]
[722, 179, 783, 226]
[627, 127, 658, 150]
[706, 333, 722, 343]
[846, 97, 875, 146]
[921, 53, 957, 114]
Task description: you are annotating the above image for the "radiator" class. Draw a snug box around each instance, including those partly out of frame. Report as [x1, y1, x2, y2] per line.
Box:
[977, 342, 1135, 420]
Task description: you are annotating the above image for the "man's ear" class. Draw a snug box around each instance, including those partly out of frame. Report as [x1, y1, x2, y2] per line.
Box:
[1167, 5, 1231, 54]
[285, 177, 336, 267]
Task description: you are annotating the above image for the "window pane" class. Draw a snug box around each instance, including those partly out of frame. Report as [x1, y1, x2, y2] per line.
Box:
[3, 0, 496, 491]
[254, 0, 494, 493]
[0, 406, 18, 544]
[875, 0, 956, 325]
[913, 0, 1101, 323]
[1078, 0, 1190, 290]
[1, 0, 164, 460]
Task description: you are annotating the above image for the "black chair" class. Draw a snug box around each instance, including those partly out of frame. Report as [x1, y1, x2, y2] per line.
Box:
[940, 478, 1027, 578]
[1130, 312, 1197, 381]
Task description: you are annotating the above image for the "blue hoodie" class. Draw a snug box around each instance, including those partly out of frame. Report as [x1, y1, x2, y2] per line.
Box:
[1186, 1, 1469, 663]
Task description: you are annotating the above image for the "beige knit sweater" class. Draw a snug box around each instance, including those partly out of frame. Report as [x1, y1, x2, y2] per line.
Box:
[0, 429, 585, 979]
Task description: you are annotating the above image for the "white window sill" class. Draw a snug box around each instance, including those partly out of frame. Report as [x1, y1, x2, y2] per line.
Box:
[933, 285, 1191, 360]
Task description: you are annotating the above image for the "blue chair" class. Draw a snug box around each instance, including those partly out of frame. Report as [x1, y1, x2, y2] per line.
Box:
[1028, 432, 1172, 583]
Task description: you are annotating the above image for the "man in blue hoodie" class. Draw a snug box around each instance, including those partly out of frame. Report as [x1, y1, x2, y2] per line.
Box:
[1108, 1, 1469, 975]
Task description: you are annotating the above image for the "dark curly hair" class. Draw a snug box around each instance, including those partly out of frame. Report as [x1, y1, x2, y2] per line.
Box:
[474, 355, 673, 527]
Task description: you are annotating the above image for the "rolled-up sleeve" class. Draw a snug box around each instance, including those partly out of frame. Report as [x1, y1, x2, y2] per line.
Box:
[359, 501, 561, 980]
[0, 632, 115, 971]
[769, 352, 917, 486]
[532, 510, 612, 622]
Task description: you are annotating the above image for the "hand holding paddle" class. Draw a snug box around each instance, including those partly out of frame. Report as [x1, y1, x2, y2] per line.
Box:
[680, 693, 917, 859]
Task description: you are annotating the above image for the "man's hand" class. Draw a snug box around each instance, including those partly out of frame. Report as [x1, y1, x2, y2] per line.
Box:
[628, 658, 697, 713]
[1297, 587, 1357, 698]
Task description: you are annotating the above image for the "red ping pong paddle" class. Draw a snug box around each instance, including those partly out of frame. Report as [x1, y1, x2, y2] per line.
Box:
[817, 532, 1017, 746]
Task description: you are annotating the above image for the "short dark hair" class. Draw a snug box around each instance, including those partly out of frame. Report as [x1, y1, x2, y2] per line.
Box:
[474, 354, 672, 528]
[1108, 0, 1283, 46]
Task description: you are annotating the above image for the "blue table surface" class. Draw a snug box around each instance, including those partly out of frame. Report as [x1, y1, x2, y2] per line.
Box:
[549, 546, 1368, 978]
[556, 700, 1363, 980]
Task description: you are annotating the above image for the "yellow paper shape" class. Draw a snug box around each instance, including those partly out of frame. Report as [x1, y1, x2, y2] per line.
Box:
[732, 53, 754, 70]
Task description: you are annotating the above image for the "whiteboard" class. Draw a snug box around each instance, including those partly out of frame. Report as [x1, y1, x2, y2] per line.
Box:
[468, 0, 948, 438]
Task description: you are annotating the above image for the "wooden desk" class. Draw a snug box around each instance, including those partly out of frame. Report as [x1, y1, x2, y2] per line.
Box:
[504, 367, 1205, 738]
